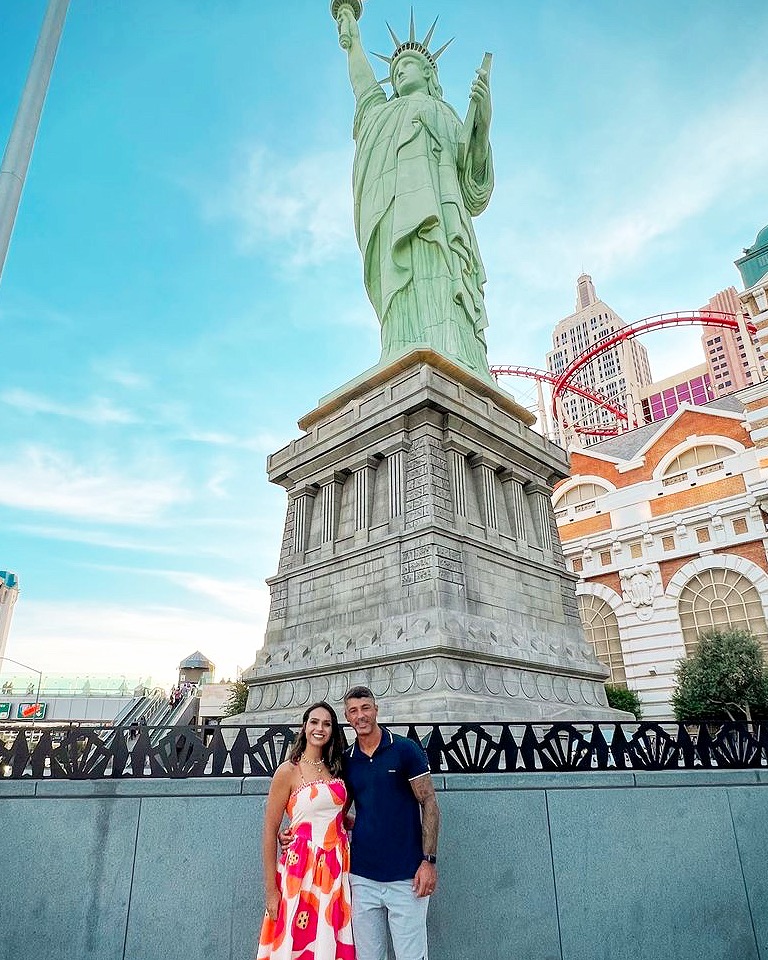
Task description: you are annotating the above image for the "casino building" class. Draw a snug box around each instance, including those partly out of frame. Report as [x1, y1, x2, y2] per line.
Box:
[554, 222, 768, 720]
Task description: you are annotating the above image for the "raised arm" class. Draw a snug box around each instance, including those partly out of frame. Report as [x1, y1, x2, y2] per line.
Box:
[337, 5, 378, 101]
[261, 763, 294, 922]
[410, 772, 441, 898]
[467, 66, 492, 181]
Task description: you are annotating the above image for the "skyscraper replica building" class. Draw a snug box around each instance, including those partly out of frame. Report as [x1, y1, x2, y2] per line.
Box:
[546, 274, 652, 445]
[0, 571, 19, 663]
[700, 286, 765, 396]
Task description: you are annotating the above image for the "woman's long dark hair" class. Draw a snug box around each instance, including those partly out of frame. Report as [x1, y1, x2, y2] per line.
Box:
[288, 701, 347, 776]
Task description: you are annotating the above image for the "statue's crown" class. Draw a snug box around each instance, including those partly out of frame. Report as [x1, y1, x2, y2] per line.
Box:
[374, 10, 453, 81]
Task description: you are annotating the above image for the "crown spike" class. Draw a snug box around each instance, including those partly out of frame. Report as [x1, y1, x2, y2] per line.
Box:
[373, 51, 393, 64]
[422, 17, 439, 49]
[409, 7, 416, 42]
[432, 37, 455, 61]
[386, 22, 402, 47]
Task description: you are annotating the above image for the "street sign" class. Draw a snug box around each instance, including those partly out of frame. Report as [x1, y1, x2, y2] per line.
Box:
[16, 702, 46, 720]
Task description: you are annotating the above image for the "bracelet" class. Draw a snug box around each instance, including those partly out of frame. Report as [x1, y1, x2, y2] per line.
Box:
[422, 854, 437, 864]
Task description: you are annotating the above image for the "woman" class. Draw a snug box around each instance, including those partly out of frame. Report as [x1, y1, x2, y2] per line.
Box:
[257, 702, 354, 960]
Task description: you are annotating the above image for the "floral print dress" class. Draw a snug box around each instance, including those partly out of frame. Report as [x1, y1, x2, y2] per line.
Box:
[257, 778, 355, 960]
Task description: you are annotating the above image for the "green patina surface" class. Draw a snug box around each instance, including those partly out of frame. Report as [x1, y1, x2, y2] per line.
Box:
[336, 6, 495, 382]
[736, 222, 768, 288]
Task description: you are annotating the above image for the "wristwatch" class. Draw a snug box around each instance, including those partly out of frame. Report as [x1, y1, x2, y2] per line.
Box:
[422, 854, 437, 864]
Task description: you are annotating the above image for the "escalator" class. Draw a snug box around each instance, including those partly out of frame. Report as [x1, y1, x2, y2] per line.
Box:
[103, 688, 167, 745]
[148, 691, 200, 745]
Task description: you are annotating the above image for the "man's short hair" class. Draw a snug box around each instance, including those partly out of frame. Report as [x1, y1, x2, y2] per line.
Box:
[343, 685, 375, 704]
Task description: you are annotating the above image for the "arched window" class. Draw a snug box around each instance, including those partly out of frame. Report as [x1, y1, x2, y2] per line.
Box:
[661, 443, 734, 487]
[554, 481, 609, 519]
[578, 594, 626, 684]
[678, 568, 768, 656]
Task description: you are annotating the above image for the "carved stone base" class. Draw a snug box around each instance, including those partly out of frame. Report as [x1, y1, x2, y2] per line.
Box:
[242, 350, 627, 722]
[243, 619, 619, 725]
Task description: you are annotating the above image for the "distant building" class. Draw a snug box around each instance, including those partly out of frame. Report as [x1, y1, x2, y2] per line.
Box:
[545, 226, 768, 718]
[178, 651, 215, 687]
[737, 224, 768, 364]
[736, 224, 768, 291]
[553, 392, 768, 720]
[546, 274, 652, 445]
[0, 571, 19, 663]
[637, 364, 715, 424]
[0, 673, 155, 723]
[700, 286, 766, 396]
[198, 682, 236, 725]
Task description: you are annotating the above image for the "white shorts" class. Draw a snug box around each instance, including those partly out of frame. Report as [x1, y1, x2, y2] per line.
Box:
[350, 874, 429, 960]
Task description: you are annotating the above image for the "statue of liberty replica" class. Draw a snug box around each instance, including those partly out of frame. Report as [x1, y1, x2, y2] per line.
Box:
[337, 4, 494, 380]
[240, 4, 623, 724]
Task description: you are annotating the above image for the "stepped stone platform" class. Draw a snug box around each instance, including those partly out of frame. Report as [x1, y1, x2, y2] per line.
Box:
[242, 349, 619, 722]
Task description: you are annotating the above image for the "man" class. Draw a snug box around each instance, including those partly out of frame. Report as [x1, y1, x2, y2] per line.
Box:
[342, 685, 440, 960]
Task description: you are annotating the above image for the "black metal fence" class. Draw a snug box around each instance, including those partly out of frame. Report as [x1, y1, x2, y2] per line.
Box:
[1, 722, 767, 779]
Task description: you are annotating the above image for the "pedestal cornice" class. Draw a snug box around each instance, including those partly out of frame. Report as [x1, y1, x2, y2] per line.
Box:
[300, 348, 535, 432]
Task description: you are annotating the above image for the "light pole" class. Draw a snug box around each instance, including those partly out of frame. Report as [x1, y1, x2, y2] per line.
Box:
[0, 0, 71, 287]
[0, 656, 43, 721]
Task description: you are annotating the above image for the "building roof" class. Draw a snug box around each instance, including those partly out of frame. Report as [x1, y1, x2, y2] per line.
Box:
[0, 571, 18, 589]
[577, 393, 746, 462]
[179, 650, 214, 669]
[736, 224, 768, 287]
[753, 224, 768, 251]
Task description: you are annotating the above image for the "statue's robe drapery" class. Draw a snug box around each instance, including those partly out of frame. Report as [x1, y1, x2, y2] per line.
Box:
[353, 83, 494, 379]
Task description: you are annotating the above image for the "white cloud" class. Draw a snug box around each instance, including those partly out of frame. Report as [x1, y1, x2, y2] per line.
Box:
[1, 388, 138, 425]
[211, 144, 357, 268]
[94, 363, 151, 391]
[159, 571, 266, 619]
[0, 298, 73, 330]
[67, 562, 269, 620]
[8, 522, 184, 555]
[0, 445, 188, 524]
[6, 598, 267, 685]
[183, 429, 238, 446]
[484, 77, 768, 297]
[205, 467, 233, 499]
[181, 428, 285, 453]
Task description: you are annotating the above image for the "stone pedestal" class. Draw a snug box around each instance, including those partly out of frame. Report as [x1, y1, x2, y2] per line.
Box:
[242, 350, 621, 722]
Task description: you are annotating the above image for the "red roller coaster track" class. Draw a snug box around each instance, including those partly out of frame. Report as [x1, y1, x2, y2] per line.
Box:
[489, 365, 627, 421]
[490, 309, 757, 439]
[488, 364, 624, 437]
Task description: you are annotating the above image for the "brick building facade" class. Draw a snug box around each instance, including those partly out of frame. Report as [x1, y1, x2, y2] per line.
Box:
[553, 394, 768, 719]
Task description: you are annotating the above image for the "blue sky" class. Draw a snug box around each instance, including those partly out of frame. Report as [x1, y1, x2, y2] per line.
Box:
[1, 0, 766, 686]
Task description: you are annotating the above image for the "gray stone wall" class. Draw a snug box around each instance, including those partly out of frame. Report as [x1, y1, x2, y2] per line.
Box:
[2, 771, 766, 960]
[245, 353, 623, 722]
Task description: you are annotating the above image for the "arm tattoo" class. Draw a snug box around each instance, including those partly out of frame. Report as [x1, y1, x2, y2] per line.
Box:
[411, 774, 440, 856]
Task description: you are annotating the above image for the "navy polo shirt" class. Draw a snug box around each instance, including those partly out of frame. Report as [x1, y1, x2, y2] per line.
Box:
[342, 727, 430, 882]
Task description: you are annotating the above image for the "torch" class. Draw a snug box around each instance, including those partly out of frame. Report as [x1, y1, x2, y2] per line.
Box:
[331, 0, 363, 49]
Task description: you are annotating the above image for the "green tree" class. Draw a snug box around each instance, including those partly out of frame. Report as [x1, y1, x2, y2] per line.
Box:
[223, 680, 249, 718]
[605, 684, 643, 719]
[672, 630, 768, 723]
